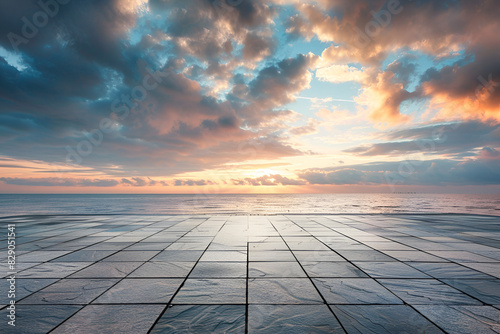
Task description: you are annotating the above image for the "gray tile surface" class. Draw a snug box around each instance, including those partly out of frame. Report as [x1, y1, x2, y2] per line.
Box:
[313, 278, 403, 304]
[414, 305, 500, 334]
[151, 305, 246, 333]
[52, 305, 164, 334]
[18, 278, 118, 304]
[1, 214, 499, 333]
[173, 278, 246, 304]
[249, 261, 306, 278]
[378, 279, 482, 305]
[249, 278, 324, 304]
[0, 305, 82, 334]
[248, 305, 344, 333]
[93, 278, 183, 304]
[330, 305, 444, 333]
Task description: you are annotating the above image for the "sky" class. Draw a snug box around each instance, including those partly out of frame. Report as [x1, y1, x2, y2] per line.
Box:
[0, 0, 499, 194]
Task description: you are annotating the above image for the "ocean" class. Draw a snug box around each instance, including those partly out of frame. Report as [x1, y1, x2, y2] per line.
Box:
[0, 193, 499, 216]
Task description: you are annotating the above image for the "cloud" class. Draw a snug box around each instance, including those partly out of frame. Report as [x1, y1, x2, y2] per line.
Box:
[316, 64, 365, 83]
[287, 0, 500, 124]
[0, 177, 120, 187]
[121, 177, 154, 186]
[289, 118, 320, 136]
[344, 121, 500, 156]
[300, 169, 367, 185]
[299, 155, 500, 186]
[232, 174, 307, 186]
[174, 179, 215, 186]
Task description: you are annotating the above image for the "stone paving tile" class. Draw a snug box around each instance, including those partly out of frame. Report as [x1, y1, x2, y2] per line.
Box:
[173, 279, 246, 304]
[128, 262, 195, 278]
[414, 305, 500, 334]
[249, 261, 306, 278]
[353, 262, 431, 278]
[0, 305, 82, 334]
[94, 278, 183, 304]
[17, 262, 92, 278]
[440, 279, 500, 304]
[124, 242, 171, 251]
[152, 250, 204, 262]
[381, 250, 447, 262]
[335, 250, 398, 262]
[0, 279, 58, 304]
[199, 250, 247, 262]
[330, 305, 444, 333]
[301, 261, 368, 278]
[18, 278, 118, 304]
[50, 250, 116, 262]
[248, 305, 344, 333]
[166, 242, 210, 251]
[407, 262, 495, 279]
[313, 278, 403, 304]
[426, 250, 498, 263]
[249, 278, 324, 304]
[293, 250, 345, 262]
[84, 242, 134, 251]
[189, 262, 247, 278]
[17, 251, 72, 262]
[151, 305, 246, 333]
[69, 262, 143, 278]
[459, 262, 500, 278]
[51, 304, 164, 334]
[378, 279, 483, 305]
[361, 241, 415, 251]
[102, 250, 160, 262]
[0, 262, 40, 278]
[1, 214, 499, 333]
[248, 250, 296, 262]
[249, 241, 289, 251]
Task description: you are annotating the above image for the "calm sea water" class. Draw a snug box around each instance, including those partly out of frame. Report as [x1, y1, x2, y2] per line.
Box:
[0, 194, 499, 216]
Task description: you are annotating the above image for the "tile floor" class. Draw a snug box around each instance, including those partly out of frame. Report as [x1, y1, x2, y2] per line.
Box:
[1, 214, 500, 333]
